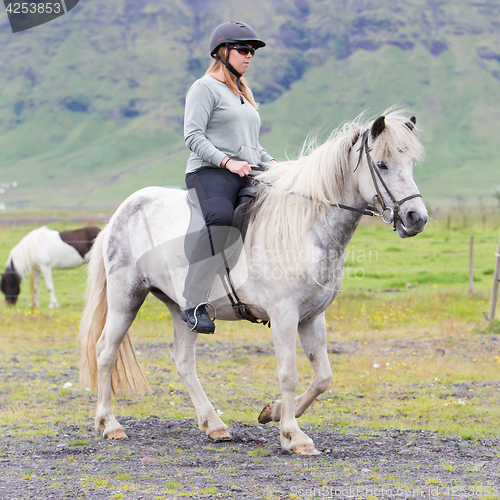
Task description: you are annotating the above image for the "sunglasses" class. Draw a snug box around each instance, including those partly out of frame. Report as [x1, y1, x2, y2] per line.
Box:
[232, 45, 256, 56]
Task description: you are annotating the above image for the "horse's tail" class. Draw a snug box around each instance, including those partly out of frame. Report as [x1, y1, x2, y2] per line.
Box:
[78, 227, 150, 397]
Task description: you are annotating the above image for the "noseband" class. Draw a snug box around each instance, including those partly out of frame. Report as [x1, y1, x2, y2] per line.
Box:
[351, 130, 422, 231]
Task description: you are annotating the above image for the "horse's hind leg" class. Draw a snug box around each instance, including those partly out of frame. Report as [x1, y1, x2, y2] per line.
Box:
[40, 265, 59, 308]
[170, 306, 231, 441]
[95, 279, 147, 439]
[259, 314, 332, 425]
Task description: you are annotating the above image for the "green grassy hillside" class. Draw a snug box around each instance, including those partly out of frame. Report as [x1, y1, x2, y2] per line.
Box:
[0, 0, 499, 208]
[259, 39, 500, 204]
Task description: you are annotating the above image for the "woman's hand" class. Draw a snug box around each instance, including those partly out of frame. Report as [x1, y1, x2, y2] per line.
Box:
[224, 159, 254, 177]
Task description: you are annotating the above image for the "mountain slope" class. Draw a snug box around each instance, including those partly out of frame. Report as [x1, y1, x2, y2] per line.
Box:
[0, 0, 499, 207]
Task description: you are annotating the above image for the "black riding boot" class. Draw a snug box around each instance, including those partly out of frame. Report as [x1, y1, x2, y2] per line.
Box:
[181, 303, 215, 334]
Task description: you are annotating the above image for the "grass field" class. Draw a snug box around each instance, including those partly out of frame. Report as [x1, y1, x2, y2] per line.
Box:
[1, 214, 500, 441]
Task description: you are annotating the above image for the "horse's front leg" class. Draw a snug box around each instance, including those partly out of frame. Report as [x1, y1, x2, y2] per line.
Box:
[31, 267, 41, 310]
[171, 309, 231, 441]
[39, 265, 59, 308]
[259, 314, 332, 425]
[270, 308, 320, 455]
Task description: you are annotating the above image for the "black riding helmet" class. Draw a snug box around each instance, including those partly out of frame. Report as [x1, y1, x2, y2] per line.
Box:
[209, 21, 266, 104]
[210, 21, 266, 57]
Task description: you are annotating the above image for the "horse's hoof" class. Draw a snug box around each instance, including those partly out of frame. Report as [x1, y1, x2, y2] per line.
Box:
[208, 429, 232, 441]
[258, 403, 273, 424]
[292, 444, 321, 456]
[105, 429, 129, 440]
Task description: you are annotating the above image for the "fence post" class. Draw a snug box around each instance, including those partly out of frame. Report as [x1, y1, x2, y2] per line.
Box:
[468, 235, 474, 293]
[488, 232, 500, 324]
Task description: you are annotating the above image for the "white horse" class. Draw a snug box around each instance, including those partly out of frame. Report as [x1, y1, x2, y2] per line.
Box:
[79, 109, 428, 455]
[1, 226, 100, 308]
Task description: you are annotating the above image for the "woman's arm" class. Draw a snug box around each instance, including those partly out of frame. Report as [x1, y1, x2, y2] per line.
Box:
[184, 81, 227, 168]
[258, 144, 274, 164]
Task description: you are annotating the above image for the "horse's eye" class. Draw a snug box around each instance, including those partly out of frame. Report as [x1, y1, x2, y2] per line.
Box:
[377, 161, 388, 170]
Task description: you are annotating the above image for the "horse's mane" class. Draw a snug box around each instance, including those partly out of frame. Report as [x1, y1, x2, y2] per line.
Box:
[251, 108, 424, 270]
[7, 226, 50, 277]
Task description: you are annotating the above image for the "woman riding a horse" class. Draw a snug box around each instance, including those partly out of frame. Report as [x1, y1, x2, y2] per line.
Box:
[78, 23, 429, 455]
[80, 107, 428, 454]
[181, 21, 274, 334]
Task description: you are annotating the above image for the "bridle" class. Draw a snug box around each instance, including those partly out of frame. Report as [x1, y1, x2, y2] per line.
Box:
[346, 129, 422, 231]
[252, 127, 422, 231]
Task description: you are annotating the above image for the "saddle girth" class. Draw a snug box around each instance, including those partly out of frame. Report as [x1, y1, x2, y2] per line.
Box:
[220, 249, 270, 327]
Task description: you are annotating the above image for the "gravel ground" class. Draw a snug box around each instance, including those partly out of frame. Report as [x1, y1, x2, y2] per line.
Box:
[2, 316, 499, 499]
[1, 417, 499, 500]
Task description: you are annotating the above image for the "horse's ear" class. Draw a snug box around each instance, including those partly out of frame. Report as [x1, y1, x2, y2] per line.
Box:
[371, 116, 386, 139]
[405, 116, 416, 132]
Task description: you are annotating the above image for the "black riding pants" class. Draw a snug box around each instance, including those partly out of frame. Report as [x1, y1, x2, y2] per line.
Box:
[183, 167, 249, 307]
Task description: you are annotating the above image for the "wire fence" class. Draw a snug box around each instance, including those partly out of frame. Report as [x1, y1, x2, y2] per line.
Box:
[2, 213, 500, 305]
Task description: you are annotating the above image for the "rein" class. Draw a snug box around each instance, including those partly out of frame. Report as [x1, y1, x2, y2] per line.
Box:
[251, 169, 379, 217]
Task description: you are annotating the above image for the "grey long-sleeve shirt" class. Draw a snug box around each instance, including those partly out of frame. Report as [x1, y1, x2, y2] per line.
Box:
[184, 75, 273, 174]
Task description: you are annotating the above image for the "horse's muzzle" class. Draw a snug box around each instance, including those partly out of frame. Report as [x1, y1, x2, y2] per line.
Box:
[5, 296, 18, 306]
[396, 209, 428, 238]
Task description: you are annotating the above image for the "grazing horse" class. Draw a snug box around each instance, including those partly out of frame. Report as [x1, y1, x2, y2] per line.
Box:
[1, 226, 100, 308]
[79, 109, 428, 455]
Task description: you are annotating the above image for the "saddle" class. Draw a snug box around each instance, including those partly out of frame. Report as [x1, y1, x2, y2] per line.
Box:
[231, 185, 257, 242]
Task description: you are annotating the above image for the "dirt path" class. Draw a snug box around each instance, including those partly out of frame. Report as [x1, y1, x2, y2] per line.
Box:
[1, 417, 499, 499]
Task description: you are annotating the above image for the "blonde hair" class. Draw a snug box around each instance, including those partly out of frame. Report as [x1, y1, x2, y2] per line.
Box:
[206, 46, 258, 108]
